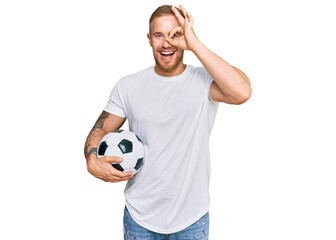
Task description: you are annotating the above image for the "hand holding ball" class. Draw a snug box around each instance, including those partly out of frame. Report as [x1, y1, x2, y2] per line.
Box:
[97, 130, 145, 175]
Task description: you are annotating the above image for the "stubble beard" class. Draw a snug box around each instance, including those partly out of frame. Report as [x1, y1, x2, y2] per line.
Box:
[153, 50, 184, 73]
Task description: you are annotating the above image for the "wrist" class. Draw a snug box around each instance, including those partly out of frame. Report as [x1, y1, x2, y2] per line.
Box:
[190, 41, 204, 53]
[87, 156, 99, 173]
[87, 155, 98, 164]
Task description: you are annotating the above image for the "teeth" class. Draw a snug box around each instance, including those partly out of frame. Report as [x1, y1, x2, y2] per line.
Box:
[161, 51, 174, 55]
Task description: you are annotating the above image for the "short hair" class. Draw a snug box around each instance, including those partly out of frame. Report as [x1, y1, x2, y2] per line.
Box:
[149, 5, 185, 34]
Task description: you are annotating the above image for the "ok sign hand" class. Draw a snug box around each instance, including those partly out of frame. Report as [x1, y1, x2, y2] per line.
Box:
[166, 5, 201, 51]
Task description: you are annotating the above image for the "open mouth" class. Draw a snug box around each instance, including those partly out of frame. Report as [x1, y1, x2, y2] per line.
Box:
[160, 51, 175, 59]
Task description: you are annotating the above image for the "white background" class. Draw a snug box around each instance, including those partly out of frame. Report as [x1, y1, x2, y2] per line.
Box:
[1, 0, 335, 239]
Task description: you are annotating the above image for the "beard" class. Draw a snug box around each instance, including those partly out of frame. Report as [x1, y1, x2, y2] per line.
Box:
[153, 50, 184, 73]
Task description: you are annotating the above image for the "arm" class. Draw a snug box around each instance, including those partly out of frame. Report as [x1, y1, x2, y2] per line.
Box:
[84, 111, 133, 182]
[192, 43, 251, 104]
[168, 5, 252, 104]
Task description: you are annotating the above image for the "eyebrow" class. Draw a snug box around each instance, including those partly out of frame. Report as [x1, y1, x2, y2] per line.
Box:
[152, 32, 164, 36]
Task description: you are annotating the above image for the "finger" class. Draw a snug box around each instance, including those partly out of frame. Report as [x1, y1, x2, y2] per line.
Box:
[106, 176, 122, 182]
[179, 4, 188, 20]
[166, 37, 178, 47]
[115, 174, 133, 182]
[168, 26, 183, 38]
[186, 11, 194, 25]
[185, 13, 189, 26]
[99, 170, 123, 182]
[168, 26, 183, 46]
[111, 167, 133, 178]
[122, 170, 134, 179]
[171, 6, 184, 25]
[179, 5, 192, 26]
[103, 156, 123, 163]
[105, 171, 132, 183]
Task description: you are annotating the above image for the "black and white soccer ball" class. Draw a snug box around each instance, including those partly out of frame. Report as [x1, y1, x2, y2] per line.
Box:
[97, 130, 145, 175]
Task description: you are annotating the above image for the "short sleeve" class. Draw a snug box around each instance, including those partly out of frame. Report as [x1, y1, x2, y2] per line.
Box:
[103, 81, 127, 118]
[206, 78, 218, 104]
[197, 67, 219, 104]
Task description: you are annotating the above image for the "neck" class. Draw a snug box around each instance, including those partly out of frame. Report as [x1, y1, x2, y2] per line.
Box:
[154, 63, 186, 77]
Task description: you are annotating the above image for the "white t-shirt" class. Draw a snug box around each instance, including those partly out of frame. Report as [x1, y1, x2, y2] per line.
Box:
[104, 65, 219, 234]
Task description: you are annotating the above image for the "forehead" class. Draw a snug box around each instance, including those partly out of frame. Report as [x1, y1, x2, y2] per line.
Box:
[150, 15, 180, 34]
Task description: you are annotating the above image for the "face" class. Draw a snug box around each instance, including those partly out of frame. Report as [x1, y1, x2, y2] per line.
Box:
[147, 15, 185, 76]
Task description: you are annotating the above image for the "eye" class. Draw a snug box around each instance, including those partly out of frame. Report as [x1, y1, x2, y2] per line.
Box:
[155, 34, 162, 38]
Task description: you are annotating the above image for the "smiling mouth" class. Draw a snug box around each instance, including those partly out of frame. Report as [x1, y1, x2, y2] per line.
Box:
[160, 51, 175, 58]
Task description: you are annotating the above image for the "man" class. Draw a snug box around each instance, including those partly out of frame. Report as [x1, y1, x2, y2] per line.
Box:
[84, 4, 251, 239]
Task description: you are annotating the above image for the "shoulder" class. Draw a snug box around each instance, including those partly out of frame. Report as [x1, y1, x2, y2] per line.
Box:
[188, 65, 211, 79]
[120, 67, 151, 82]
[187, 65, 213, 87]
[117, 67, 152, 88]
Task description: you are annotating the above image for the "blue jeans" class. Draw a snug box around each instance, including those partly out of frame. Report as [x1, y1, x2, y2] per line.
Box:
[123, 206, 209, 240]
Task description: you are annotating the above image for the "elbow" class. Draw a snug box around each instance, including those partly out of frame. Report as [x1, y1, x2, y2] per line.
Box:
[234, 86, 252, 105]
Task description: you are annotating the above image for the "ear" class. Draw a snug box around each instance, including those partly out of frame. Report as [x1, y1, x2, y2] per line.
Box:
[147, 33, 153, 47]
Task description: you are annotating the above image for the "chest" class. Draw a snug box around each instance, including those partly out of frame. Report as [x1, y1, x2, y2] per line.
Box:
[125, 80, 205, 127]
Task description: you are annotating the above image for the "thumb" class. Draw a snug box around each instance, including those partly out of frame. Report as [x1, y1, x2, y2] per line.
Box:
[103, 156, 123, 163]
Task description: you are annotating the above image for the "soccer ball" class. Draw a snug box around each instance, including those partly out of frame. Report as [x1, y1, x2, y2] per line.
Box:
[97, 129, 145, 175]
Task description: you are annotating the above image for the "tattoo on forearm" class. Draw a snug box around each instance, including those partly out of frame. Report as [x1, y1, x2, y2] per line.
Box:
[84, 144, 97, 159]
[92, 111, 110, 133]
[85, 111, 110, 160]
[86, 111, 110, 142]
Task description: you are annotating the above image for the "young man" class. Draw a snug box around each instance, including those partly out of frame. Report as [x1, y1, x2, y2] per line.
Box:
[84, 4, 251, 239]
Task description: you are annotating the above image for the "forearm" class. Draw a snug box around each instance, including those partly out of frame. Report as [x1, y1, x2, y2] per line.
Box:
[84, 111, 111, 162]
[191, 42, 251, 101]
[84, 129, 105, 162]
[84, 111, 133, 182]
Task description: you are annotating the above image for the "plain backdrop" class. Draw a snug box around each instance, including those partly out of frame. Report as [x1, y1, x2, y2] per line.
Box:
[1, 0, 335, 239]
